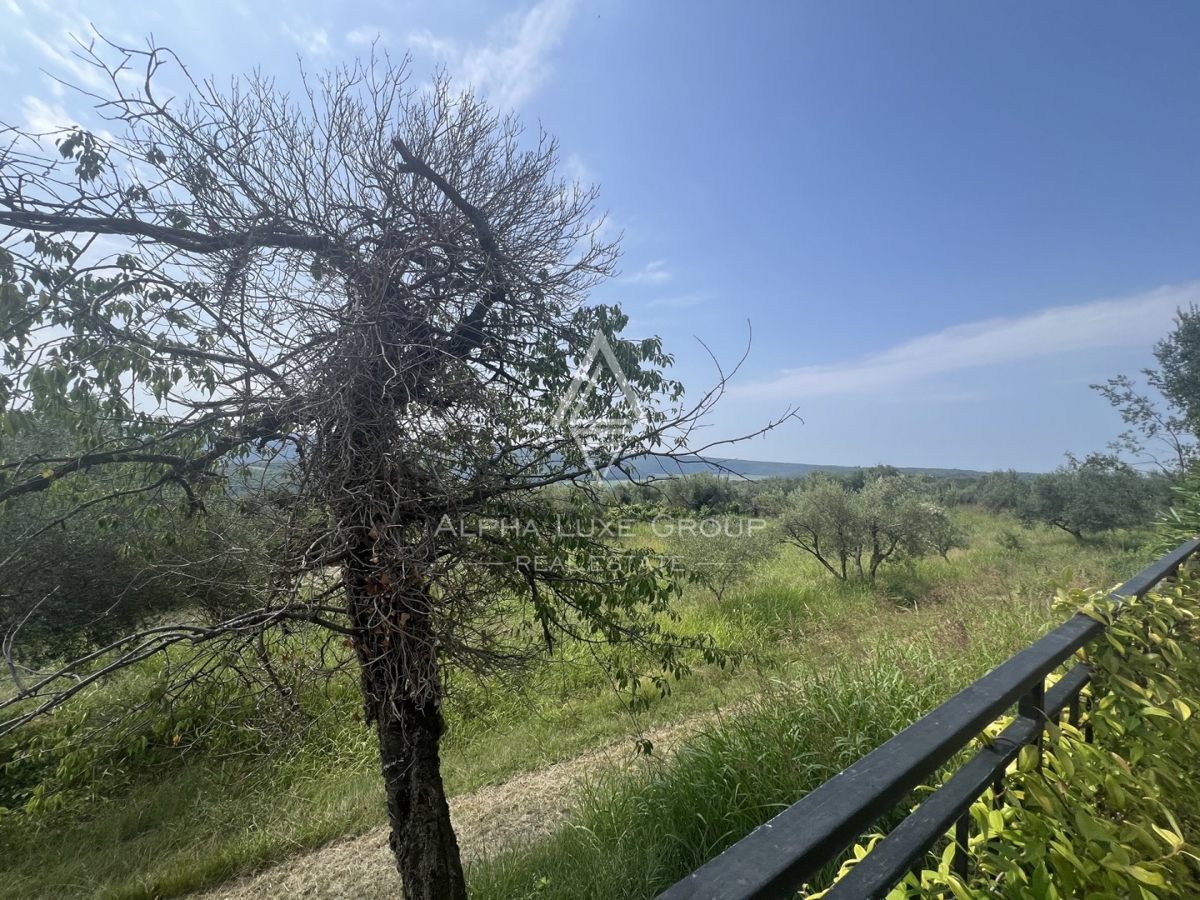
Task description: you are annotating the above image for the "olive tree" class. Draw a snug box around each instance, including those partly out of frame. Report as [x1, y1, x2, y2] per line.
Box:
[664, 518, 777, 603]
[976, 469, 1032, 516]
[0, 43, 788, 899]
[1092, 304, 1200, 477]
[1022, 453, 1168, 539]
[776, 477, 861, 580]
[777, 474, 953, 581]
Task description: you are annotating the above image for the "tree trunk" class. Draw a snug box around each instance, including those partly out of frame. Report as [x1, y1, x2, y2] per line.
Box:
[376, 691, 467, 900]
[783, 533, 845, 580]
[344, 538, 467, 900]
[1051, 520, 1085, 540]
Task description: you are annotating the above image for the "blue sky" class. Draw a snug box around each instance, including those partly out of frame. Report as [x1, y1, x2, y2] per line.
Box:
[4, 1, 1200, 472]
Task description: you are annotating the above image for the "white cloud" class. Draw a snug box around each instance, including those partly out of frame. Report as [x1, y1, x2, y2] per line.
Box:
[407, 0, 574, 110]
[346, 26, 389, 46]
[732, 283, 1200, 400]
[626, 259, 671, 285]
[282, 23, 331, 55]
[562, 151, 592, 184]
[22, 27, 107, 91]
[6, 0, 23, 16]
[406, 28, 456, 59]
[20, 95, 74, 136]
[463, 0, 573, 109]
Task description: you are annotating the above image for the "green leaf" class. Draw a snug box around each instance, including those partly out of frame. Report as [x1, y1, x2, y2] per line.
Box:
[1075, 809, 1110, 843]
[1125, 865, 1165, 886]
[1018, 744, 1040, 772]
[1152, 824, 1184, 852]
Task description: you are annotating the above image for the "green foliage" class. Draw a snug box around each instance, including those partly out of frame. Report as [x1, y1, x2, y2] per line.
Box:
[1154, 307, 1200, 441]
[997, 528, 1026, 553]
[660, 473, 741, 514]
[664, 519, 779, 602]
[0, 417, 269, 665]
[0, 631, 348, 818]
[820, 564, 1200, 898]
[1023, 453, 1169, 539]
[776, 473, 959, 581]
[978, 456, 1167, 548]
[0, 497, 264, 665]
[1152, 467, 1200, 554]
[977, 469, 1032, 516]
[1092, 304, 1200, 475]
[0, 511, 1153, 899]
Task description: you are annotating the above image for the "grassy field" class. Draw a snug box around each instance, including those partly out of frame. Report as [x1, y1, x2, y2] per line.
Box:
[0, 510, 1157, 900]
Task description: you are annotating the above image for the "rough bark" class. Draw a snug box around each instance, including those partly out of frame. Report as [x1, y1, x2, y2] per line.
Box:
[377, 692, 466, 900]
[348, 554, 467, 900]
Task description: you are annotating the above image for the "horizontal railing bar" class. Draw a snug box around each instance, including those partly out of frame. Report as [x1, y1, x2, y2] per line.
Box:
[655, 618, 1100, 900]
[1045, 662, 1092, 721]
[655, 538, 1199, 900]
[823, 718, 1039, 900]
[1112, 538, 1200, 600]
[822, 664, 1093, 899]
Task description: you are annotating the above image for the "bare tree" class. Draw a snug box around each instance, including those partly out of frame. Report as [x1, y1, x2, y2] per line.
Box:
[0, 41, 792, 899]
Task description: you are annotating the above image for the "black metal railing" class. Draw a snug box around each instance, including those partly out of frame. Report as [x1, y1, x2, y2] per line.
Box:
[656, 537, 1200, 900]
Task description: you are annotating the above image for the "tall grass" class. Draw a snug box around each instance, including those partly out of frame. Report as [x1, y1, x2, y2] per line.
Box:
[466, 516, 1157, 900]
[466, 603, 1070, 900]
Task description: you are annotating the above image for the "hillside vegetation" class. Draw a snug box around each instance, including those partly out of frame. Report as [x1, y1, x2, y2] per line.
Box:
[0, 467, 1164, 898]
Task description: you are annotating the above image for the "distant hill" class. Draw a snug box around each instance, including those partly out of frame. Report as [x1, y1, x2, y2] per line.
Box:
[236, 447, 1035, 484]
[613, 455, 1036, 481]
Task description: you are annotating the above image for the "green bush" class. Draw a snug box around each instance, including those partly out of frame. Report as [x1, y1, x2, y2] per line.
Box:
[1152, 468, 1200, 553]
[820, 566, 1200, 898]
[0, 494, 267, 666]
[664, 519, 778, 603]
[0, 630, 360, 818]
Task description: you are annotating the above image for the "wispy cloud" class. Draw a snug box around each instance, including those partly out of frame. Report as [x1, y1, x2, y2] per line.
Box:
[282, 23, 331, 55]
[626, 259, 671, 285]
[22, 27, 107, 92]
[406, 28, 456, 59]
[463, 0, 573, 109]
[732, 283, 1200, 400]
[562, 151, 593, 184]
[346, 26, 389, 46]
[20, 95, 74, 136]
[407, 0, 574, 110]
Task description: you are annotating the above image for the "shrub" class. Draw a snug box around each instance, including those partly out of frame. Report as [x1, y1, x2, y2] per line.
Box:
[819, 564, 1200, 898]
[1152, 467, 1200, 553]
[665, 519, 778, 602]
[0, 496, 266, 665]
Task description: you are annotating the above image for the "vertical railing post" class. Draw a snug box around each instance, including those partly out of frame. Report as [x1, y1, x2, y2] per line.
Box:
[953, 812, 970, 880]
[1018, 678, 1046, 766]
[1084, 691, 1094, 744]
